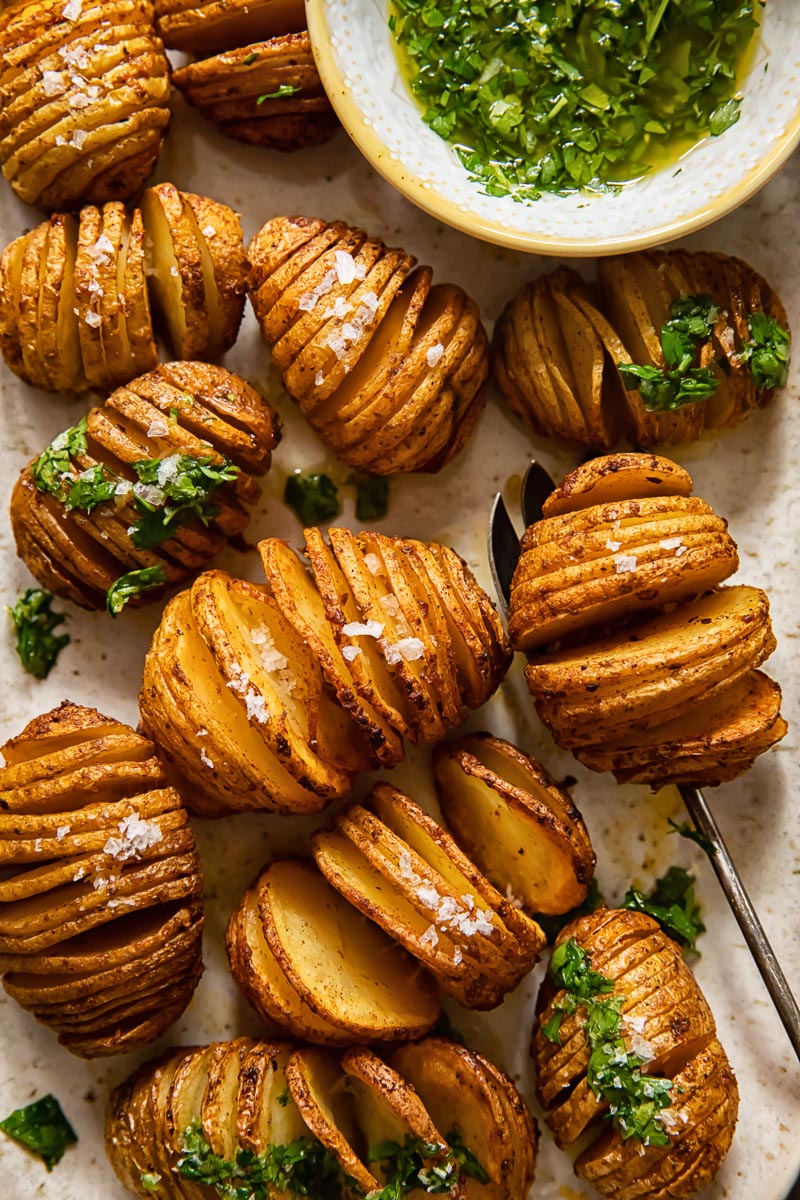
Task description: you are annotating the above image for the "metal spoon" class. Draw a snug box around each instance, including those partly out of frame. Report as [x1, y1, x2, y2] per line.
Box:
[488, 459, 800, 1061]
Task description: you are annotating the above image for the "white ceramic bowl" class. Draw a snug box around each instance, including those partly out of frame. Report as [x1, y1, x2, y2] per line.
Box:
[306, 0, 800, 255]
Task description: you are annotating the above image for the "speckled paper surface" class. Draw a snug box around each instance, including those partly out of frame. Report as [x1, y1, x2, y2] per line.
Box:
[0, 99, 798, 1200]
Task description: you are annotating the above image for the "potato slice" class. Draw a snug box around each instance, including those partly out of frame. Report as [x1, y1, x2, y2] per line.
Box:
[155, 0, 306, 54]
[259, 858, 440, 1040]
[181, 190, 248, 355]
[433, 733, 594, 915]
[139, 182, 210, 359]
[201, 1039, 253, 1158]
[286, 1045, 376, 1191]
[236, 1042, 308, 1154]
[542, 453, 694, 517]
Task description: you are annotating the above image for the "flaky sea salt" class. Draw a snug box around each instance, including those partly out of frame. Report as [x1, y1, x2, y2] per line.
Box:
[103, 814, 163, 861]
[381, 637, 425, 665]
[56, 825, 70, 841]
[605, 539, 622, 552]
[133, 481, 165, 506]
[243, 690, 269, 723]
[202, 225, 216, 238]
[325, 330, 348, 360]
[426, 343, 445, 368]
[419, 924, 440, 947]
[62, 0, 82, 18]
[251, 626, 289, 672]
[200, 747, 214, 769]
[71, 128, 88, 149]
[314, 370, 325, 386]
[342, 645, 361, 661]
[42, 70, 66, 96]
[342, 620, 383, 638]
[333, 249, 366, 285]
[147, 418, 170, 438]
[614, 553, 638, 574]
[364, 553, 383, 576]
[298, 268, 337, 312]
[84, 311, 102, 328]
[452, 946, 463, 966]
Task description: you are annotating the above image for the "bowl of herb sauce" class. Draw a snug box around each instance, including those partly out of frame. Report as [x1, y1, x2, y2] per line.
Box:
[306, 0, 800, 254]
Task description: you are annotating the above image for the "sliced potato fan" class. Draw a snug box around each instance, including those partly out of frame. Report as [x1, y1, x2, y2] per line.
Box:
[247, 215, 490, 474]
[0, 702, 203, 1058]
[532, 908, 738, 1200]
[154, 0, 307, 55]
[0, 181, 248, 392]
[106, 1034, 536, 1200]
[492, 249, 790, 450]
[0, 0, 171, 211]
[11, 361, 279, 612]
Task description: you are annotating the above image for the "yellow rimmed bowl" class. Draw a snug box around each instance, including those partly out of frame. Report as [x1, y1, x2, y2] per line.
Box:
[306, 0, 800, 256]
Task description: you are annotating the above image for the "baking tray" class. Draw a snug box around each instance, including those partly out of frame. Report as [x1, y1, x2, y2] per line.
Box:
[0, 95, 798, 1200]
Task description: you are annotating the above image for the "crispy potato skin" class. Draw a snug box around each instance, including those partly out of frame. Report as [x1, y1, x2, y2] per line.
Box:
[532, 908, 739, 1200]
[510, 453, 786, 786]
[106, 1034, 534, 1199]
[492, 250, 790, 450]
[0, 702, 204, 1058]
[247, 215, 490, 475]
[10, 361, 279, 612]
[0, 0, 170, 210]
[0, 183, 248, 392]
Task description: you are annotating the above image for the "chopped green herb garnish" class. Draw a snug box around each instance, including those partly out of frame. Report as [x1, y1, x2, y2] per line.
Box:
[128, 454, 240, 549]
[368, 1134, 482, 1196]
[257, 84, 302, 103]
[740, 310, 791, 390]
[243, 52, 260, 64]
[140, 1173, 162, 1191]
[623, 865, 705, 952]
[0, 1095, 77, 1170]
[535, 877, 604, 944]
[106, 564, 168, 616]
[619, 293, 720, 411]
[177, 1122, 345, 1199]
[390, 0, 758, 202]
[277, 1087, 291, 1108]
[31, 417, 89, 500]
[543, 939, 674, 1145]
[284, 472, 340, 526]
[63, 464, 117, 513]
[8, 588, 69, 679]
[446, 1130, 489, 1184]
[349, 472, 390, 522]
[667, 817, 716, 859]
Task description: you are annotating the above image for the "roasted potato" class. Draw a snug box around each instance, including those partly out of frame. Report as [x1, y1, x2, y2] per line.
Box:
[532, 908, 738, 1199]
[492, 250, 790, 450]
[227, 859, 441, 1043]
[433, 732, 595, 915]
[511, 454, 786, 786]
[0, 0, 170, 210]
[11, 361, 279, 612]
[247, 215, 490, 474]
[107, 1033, 534, 1199]
[0, 182, 248, 392]
[312, 782, 546, 1009]
[154, 0, 306, 55]
[0, 702, 204, 1058]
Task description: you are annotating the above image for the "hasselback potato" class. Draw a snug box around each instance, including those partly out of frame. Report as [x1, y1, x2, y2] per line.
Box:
[247, 215, 490, 474]
[0, 181, 248, 393]
[0, 0, 170, 210]
[493, 250, 790, 450]
[510, 454, 786, 785]
[533, 908, 738, 1200]
[139, 529, 510, 816]
[106, 1035, 536, 1199]
[11, 361, 280, 612]
[156, 0, 337, 150]
[0, 702, 204, 1058]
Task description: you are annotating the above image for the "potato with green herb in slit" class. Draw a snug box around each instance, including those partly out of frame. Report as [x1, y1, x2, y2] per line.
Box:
[0, 701, 204, 1058]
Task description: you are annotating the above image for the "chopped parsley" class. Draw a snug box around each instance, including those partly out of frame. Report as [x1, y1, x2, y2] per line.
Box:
[349, 472, 390, 522]
[128, 455, 240, 548]
[177, 1123, 344, 1199]
[140, 1173, 162, 1191]
[31, 417, 89, 500]
[0, 1095, 77, 1170]
[542, 938, 674, 1145]
[618, 293, 719, 410]
[277, 1087, 291, 1108]
[257, 84, 302, 103]
[284, 471, 340, 526]
[390, 0, 758, 202]
[534, 877, 604, 944]
[667, 817, 716, 859]
[243, 52, 260, 65]
[8, 588, 69, 678]
[106, 564, 168, 616]
[368, 1134, 488, 1197]
[740, 310, 791, 390]
[622, 865, 705, 952]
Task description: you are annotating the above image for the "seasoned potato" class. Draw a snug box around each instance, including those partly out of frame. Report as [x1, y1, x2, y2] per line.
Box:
[0, 182, 247, 392]
[0, 0, 170, 210]
[312, 782, 545, 1009]
[493, 250, 790, 450]
[0, 702, 203, 1058]
[155, 0, 306, 54]
[433, 733, 595, 915]
[532, 908, 738, 1199]
[11, 362, 279, 612]
[511, 454, 785, 786]
[248, 215, 489, 474]
[227, 859, 440, 1042]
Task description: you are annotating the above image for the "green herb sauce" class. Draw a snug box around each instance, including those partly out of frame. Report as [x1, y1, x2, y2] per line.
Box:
[390, 0, 760, 201]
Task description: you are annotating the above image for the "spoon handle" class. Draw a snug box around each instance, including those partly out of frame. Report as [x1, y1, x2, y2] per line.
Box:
[678, 783, 800, 1060]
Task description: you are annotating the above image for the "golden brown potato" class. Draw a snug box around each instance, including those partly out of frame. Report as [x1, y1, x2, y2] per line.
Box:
[0, 182, 247, 392]
[248, 215, 489, 474]
[493, 250, 790, 450]
[172, 33, 337, 150]
[532, 909, 738, 1199]
[10, 361, 280, 611]
[227, 859, 441, 1043]
[0, 0, 170, 210]
[106, 1034, 533, 1199]
[0, 702, 203, 1058]
[155, 0, 306, 54]
[433, 732, 595, 915]
[510, 454, 785, 786]
[312, 782, 546, 1009]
